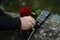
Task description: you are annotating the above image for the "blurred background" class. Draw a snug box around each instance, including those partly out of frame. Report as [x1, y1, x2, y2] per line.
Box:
[0, 0, 60, 14]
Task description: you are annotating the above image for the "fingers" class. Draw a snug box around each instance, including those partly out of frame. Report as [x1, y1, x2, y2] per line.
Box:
[29, 16, 36, 27]
[20, 16, 36, 30]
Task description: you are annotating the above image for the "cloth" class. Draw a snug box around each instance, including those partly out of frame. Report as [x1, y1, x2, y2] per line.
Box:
[0, 8, 21, 31]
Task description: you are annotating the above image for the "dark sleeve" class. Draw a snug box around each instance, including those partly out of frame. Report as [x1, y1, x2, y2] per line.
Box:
[0, 16, 21, 31]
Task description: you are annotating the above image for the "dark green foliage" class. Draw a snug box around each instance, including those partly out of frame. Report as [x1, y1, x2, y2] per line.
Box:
[2, 0, 60, 14]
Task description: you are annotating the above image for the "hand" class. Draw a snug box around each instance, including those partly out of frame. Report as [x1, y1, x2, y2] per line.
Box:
[20, 16, 36, 30]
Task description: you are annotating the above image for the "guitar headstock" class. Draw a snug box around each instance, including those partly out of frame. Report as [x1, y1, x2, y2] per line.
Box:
[34, 10, 51, 30]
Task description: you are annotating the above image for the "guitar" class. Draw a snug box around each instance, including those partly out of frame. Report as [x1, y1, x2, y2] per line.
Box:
[20, 10, 51, 40]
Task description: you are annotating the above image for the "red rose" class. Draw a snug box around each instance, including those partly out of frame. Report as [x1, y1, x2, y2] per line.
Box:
[19, 6, 30, 17]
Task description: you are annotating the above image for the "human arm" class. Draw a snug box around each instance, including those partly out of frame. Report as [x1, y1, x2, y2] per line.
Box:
[0, 17, 21, 31]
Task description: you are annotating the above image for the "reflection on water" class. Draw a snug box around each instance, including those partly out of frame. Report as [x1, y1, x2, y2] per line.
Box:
[50, 14, 60, 23]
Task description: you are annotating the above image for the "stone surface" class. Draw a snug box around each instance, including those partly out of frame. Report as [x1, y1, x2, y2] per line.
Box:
[30, 20, 60, 40]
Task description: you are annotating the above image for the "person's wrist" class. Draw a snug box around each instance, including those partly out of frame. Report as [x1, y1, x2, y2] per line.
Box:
[20, 18, 22, 30]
